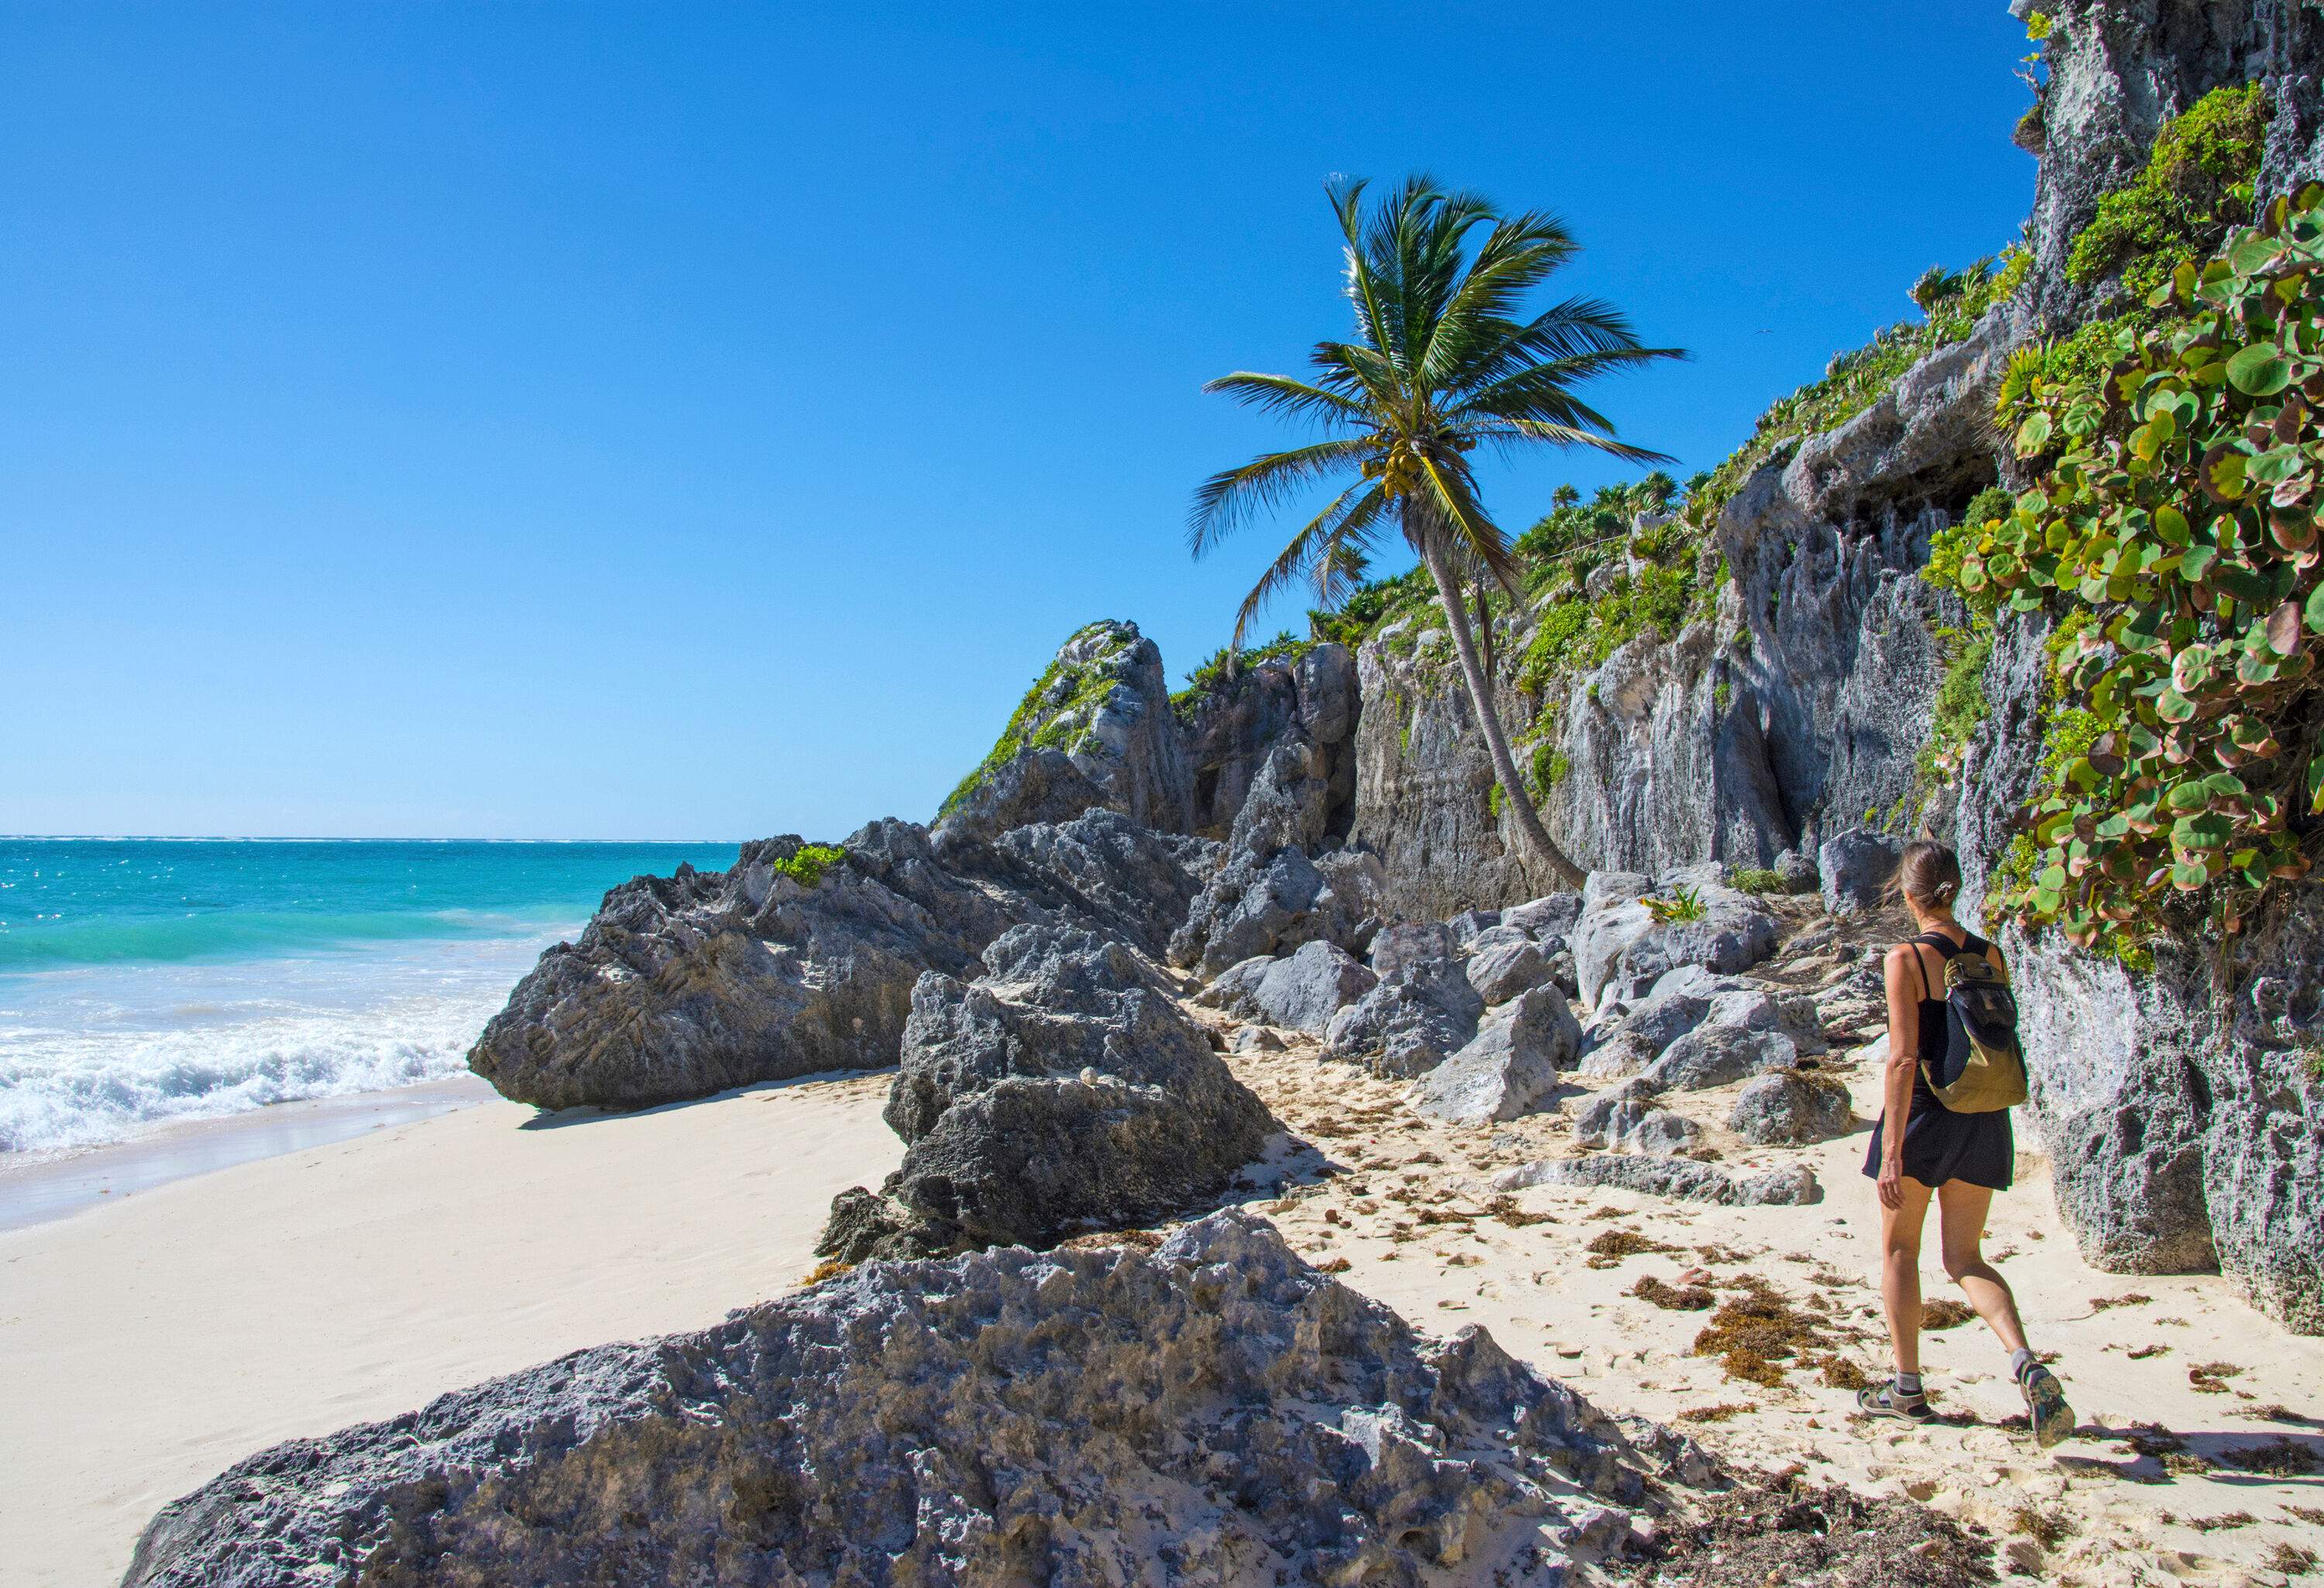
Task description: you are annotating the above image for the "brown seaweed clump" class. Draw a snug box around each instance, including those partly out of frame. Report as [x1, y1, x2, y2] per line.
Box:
[1621, 1474, 1996, 1586]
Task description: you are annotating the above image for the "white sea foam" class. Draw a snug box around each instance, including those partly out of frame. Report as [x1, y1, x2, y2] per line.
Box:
[0, 930, 565, 1155]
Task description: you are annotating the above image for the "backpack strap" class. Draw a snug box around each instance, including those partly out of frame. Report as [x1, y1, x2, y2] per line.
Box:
[1904, 935, 1941, 1002]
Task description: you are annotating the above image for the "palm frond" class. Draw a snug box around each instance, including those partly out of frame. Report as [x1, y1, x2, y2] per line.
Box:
[1202, 371, 1372, 428]
[1188, 438, 1368, 555]
[1230, 481, 1389, 644]
[1469, 418, 1677, 467]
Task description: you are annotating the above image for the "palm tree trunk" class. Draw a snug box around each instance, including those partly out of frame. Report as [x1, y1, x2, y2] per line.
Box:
[1418, 534, 1587, 889]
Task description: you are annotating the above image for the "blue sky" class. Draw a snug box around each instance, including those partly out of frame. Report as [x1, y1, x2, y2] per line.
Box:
[2, 2, 2034, 840]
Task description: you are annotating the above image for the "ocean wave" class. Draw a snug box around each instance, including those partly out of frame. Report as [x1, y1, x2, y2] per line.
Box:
[0, 992, 498, 1154]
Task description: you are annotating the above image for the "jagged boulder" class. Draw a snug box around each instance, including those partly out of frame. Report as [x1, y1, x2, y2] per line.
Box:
[470, 813, 1205, 1112]
[1576, 964, 1821, 1080]
[818, 926, 1274, 1260]
[1407, 987, 1580, 1125]
[1572, 868, 1779, 1010]
[1569, 1090, 1703, 1155]
[122, 1212, 1724, 1588]
[1169, 733, 1380, 976]
[1731, 1071, 1855, 1146]
[934, 619, 1194, 844]
[1503, 891, 1584, 938]
[1195, 939, 1378, 1035]
[1323, 958, 1484, 1079]
[1640, 1025, 1800, 1093]
[1497, 1154, 1818, 1207]
[1465, 937, 1556, 1005]
[1819, 829, 1903, 916]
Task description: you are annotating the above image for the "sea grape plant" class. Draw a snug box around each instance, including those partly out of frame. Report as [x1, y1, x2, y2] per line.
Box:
[1941, 186, 2324, 951]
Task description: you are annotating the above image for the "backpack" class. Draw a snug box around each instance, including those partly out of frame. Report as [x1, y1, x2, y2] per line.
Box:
[1911, 933, 2028, 1114]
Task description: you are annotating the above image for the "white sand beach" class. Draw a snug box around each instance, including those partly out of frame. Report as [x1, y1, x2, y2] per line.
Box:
[0, 1071, 902, 1588]
[4, 1036, 2319, 1588]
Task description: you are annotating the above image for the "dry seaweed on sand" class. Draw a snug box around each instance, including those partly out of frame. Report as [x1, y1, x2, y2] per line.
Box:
[2187, 1359, 2243, 1394]
[1586, 1228, 1679, 1267]
[1619, 1474, 1996, 1586]
[2183, 1511, 2257, 1531]
[1482, 1192, 1552, 1227]
[1631, 1274, 1717, 1311]
[1920, 1298, 1978, 1329]
[1676, 1401, 1756, 1424]
[2284, 1504, 2324, 1527]
[1691, 1274, 1849, 1387]
[2087, 1291, 2150, 1312]
[2007, 1504, 2071, 1548]
[2266, 1542, 2320, 1578]
[2213, 1436, 2322, 1476]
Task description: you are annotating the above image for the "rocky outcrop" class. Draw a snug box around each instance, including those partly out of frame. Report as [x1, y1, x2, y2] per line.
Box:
[123, 1212, 1724, 1588]
[1497, 1153, 1820, 1207]
[1194, 939, 1377, 1034]
[1324, 957, 1486, 1079]
[1571, 867, 1781, 1011]
[1407, 986, 1581, 1124]
[1168, 732, 1383, 977]
[936, 619, 1195, 843]
[471, 812, 1203, 1112]
[1569, 1089, 1703, 1155]
[816, 926, 1275, 1261]
[1731, 1071, 1855, 1146]
[1820, 829, 1904, 916]
[1180, 641, 1361, 839]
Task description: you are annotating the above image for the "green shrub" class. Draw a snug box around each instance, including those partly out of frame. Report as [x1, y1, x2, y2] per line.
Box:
[1642, 885, 1707, 923]
[1928, 184, 2324, 951]
[1729, 867, 1787, 895]
[770, 843, 847, 888]
[2068, 84, 2271, 297]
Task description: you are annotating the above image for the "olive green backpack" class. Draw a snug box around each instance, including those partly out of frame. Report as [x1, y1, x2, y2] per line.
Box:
[1911, 933, 2028, 1113]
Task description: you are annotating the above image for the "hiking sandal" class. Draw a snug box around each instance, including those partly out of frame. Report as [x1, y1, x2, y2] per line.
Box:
[2020, 1364, 2075, 1449]
[1856, 1383, 1934, 1424]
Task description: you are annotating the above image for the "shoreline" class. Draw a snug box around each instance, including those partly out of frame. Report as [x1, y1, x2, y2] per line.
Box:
[0, 1074, 499, 1233]
[0, 1065, 905, 1588]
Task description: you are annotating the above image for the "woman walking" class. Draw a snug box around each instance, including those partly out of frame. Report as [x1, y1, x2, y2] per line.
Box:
[1858, 840, 2075, 1447]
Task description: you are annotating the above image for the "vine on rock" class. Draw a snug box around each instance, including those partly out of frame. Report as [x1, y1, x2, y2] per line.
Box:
[1930, 187, 2324, 955]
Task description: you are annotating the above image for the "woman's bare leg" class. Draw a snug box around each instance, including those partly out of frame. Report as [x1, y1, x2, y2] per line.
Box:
[1935, 1180, 2030, 1355]
[1879, 1176, 1935, 1373]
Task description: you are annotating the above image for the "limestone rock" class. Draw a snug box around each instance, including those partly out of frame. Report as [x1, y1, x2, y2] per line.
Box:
[1178, 641, 1360, 839]
[1408, 987, 1581, 1125]
[470, 811, 1208, 1113]
[1497, 1154, 1820, 1207]
[1466, 938, 1556, 1005]
[1168, 733, 1378, 976]
[1731, 1071, 1855, 1146]
[820, 925, 1275, 1260]
[1569, 1092, 1702, 1156]
[1368, 919, 1462, 981]
[1504, 892, 1584, 937]
[1819, 829, 1903, 916]
[935, 619, 1194, 844]
[1641, 1025, 1800, 1093]
[1573, 874, 1779, 1011]
[1230, 1025, 1285, 1053]
[1195, 940, 1377, 1036]
[1323, 958, 1485, 1080]
[122, 1212, 1721, 1588]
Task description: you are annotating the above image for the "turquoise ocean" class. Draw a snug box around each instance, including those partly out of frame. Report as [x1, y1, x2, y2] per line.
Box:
[0, 839, 737, 1154]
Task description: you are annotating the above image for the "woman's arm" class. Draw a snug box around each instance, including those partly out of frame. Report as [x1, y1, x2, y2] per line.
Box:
[1878, 944, 1922, 1210]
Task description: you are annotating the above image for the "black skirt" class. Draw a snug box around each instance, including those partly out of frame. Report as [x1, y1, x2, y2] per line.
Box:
[1864, 1072, 2014, 1191]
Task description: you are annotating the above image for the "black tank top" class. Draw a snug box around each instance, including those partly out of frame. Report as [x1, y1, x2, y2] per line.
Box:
[1907, 931, 1989, 1109]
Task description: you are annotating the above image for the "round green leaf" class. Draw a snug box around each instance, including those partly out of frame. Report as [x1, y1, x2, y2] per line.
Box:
[2228, 343, 2292, 396]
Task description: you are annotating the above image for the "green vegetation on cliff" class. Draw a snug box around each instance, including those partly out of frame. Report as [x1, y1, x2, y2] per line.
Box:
[939, 622, 1136, 818]
[1927, 184, 2324, 955]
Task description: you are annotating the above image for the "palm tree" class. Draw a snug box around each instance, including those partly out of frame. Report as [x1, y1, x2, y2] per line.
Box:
[1190, 174, 1681, 888]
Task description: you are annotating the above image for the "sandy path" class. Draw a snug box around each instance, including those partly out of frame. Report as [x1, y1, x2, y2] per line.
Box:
[1219, 1028, 2324, 1588]
[0, 1071, 901, 1588]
